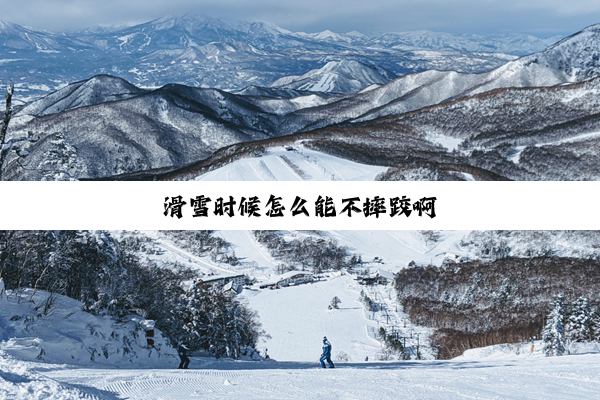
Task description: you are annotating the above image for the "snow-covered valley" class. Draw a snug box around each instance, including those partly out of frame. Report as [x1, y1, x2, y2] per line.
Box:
[3, 230, 600, 398]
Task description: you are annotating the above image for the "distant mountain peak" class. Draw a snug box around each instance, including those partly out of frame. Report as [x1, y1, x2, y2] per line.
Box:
[269, 59, 396, 93]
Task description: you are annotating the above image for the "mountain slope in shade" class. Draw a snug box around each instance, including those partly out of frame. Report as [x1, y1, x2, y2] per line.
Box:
[17, 75, 146, 117]
[6, 80, 284, 180]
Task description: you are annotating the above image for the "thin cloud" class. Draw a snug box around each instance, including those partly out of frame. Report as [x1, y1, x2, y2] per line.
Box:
[1, 0, 599, 36]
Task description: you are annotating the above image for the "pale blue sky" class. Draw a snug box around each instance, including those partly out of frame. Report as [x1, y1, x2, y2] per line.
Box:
[3, 0, 600, 37]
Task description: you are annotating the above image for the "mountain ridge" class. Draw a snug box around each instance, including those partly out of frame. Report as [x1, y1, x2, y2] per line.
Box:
[0, 14, 566, 101]
[3, 20, 600, 181]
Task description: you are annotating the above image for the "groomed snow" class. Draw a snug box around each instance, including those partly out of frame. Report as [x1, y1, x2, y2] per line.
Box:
[7, 353, 600, 399]
[196, 146, 388, 181]
[243, 274, 382, 362]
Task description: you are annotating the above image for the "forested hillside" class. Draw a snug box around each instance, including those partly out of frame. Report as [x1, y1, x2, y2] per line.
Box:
[395, 256, 600, 358]
[0, 231, 264, 358]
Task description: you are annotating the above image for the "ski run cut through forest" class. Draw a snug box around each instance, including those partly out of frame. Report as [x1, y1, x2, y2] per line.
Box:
[3, 230, 600, 399]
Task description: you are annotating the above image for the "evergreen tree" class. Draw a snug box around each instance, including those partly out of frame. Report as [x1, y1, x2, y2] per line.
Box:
[378, 327, 405, 357]
[330, 296, 341, 309]
[565, 296, 592, 344]
[40, 132, 82, 181]
[542, 294, 566, 357]
[591, 303, 600, 342]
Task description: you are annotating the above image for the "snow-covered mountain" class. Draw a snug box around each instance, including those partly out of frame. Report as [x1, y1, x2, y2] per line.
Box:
[3, 21, 600, 180]
[0, 21, 91, 52]
[77, 14, 310, 53]
[269, 60, 396, 94]
[0, 15, 559, 101]
[121, 75, 600, 182]
[6, 76, 283, 180]
[277, 23, 600, 135]
[5, 20, 600, 181]
[18, 74, 145, 117]
[367, 30, 562, 56]
[518, 23, 600, 81]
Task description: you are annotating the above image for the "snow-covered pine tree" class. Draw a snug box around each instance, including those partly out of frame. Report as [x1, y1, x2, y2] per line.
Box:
[591, 304, 600, 342]
[565, 296, 592, 345]
[542, 294, 566, 357]
[179, 281, 211, 350]
[330, 296, 341, 309]
[39, 132, 82, 180]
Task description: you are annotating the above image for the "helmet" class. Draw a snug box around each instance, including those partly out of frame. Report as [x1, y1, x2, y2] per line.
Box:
[323, 336, 327, 341]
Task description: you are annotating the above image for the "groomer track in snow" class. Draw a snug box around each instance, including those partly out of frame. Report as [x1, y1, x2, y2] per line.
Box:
[6, 354, 600, 399]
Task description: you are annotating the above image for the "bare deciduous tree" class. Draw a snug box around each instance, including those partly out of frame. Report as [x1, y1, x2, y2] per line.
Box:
[0, 83, 38, 180]
[0, 83, 14, 179]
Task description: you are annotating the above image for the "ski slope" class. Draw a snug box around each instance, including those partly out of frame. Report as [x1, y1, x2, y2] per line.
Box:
[215, 230, 472, 277]
[196, 146, 387, 181]
[243, 274, 382, 362]
[4, 231, 600, 399]
[323, 230, 471, 269]
[216, 230, 279, 270]
[6, 352, 600, 399]
[136, 231, 237, 276]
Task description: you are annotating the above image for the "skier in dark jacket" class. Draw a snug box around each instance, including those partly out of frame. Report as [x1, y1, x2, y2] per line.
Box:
[178, 343, 190, 369]
[319, 337, 335, 368]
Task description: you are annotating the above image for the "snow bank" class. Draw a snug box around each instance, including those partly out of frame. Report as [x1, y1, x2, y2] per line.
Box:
[0, 350, 88, 400]
[457, 340, 600, 361]
[0, 287, 178, 368]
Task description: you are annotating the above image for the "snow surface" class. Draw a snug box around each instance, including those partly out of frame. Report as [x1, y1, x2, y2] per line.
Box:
[0, 288, 177, 368]
[196, 146, 387, 181]
[5, 351, 600, 399]
[216, 230, 279, 270]
[243, 274, 382, 362]
[324, 230, 471, 269]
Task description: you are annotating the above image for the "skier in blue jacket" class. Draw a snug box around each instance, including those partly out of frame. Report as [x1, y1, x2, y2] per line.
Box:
[320, 337, 335, 368]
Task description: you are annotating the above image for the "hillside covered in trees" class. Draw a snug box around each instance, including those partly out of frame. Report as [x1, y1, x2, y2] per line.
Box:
[395, 256, 600, 358]
[0, 230, 264, 359]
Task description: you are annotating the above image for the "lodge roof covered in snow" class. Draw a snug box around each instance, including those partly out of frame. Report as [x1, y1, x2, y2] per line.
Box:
[259, 271, 314, 288]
